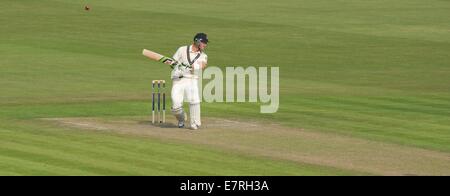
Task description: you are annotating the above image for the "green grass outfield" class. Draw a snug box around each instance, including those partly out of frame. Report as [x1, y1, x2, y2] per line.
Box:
[1, 0, 449, 175]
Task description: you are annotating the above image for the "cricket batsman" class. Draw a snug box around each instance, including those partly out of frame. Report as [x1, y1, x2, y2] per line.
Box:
[169, 33, 208, 130]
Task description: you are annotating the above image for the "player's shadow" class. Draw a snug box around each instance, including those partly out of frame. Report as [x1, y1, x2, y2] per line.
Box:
[138, 121, 178, 129]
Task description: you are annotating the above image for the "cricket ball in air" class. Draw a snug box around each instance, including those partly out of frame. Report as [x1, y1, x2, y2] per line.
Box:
[84, 5, 90, 11]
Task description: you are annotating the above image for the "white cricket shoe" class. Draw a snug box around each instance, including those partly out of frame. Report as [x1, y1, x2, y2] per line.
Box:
[190, 124, 200, 130]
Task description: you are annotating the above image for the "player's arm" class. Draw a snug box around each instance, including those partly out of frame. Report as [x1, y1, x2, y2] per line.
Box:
[200, 55, 208, 70]
[200, 61, 207, 70]
[192, 61, 207, 71]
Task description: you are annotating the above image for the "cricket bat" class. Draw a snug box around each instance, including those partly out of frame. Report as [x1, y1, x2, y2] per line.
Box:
[142, 49, 187, 69]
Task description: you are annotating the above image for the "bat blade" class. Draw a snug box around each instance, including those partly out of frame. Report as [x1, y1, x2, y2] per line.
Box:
[142, 49, 164, 61]
[142, 49, 179, 68]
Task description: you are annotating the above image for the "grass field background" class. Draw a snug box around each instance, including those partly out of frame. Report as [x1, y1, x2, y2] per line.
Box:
[1, 0, 449, 175]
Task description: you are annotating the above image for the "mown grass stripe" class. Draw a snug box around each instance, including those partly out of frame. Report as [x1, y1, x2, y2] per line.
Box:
[293, 112, 450, 151]
[0, 132, 225, 175]
[0, 154, 96, 176]
[0, 141, 166, 175]
[0, 127, 359, 175]
[288, 99, 450, 133]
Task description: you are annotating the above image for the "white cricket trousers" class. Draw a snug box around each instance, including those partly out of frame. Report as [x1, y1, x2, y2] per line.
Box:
[171, 77, 201, 127]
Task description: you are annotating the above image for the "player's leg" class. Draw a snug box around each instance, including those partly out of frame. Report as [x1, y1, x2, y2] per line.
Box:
[189, 103, 201, 130]
[186, 79, 201, 130]
[171, 79, 186, 128]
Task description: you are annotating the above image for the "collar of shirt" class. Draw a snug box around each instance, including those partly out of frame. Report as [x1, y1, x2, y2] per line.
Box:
[189, 45, 201, 54]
